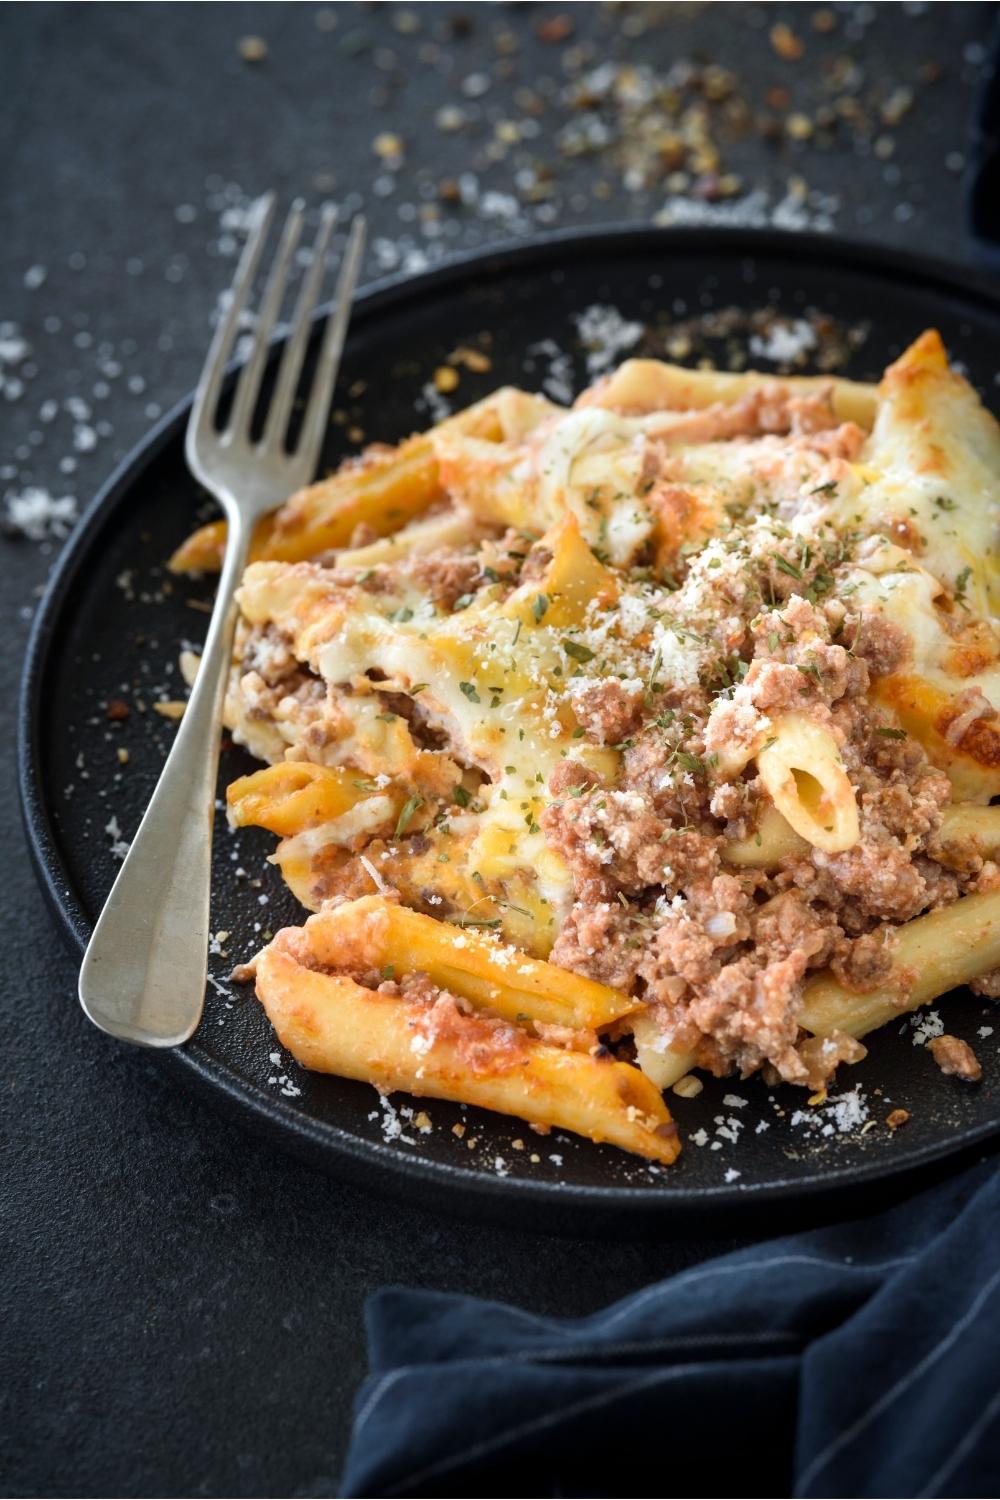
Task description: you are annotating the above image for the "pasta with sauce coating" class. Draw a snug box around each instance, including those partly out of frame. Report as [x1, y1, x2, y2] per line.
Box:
[193, 330, 1000, 1162]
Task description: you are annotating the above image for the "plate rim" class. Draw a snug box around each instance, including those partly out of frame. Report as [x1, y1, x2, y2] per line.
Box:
[18, 222, 1000, 1224]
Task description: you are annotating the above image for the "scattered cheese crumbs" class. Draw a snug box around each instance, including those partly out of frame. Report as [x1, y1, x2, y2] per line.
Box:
[452, 1122, 466, 1138]
[360, 854, 391, 895]
[749, 317, 817, 364]
[153, 699, 186, 720]
[494, 1156, 509, 1176]
[525, 338, 574, 405]
[573, 303, 643, 375]
[978, 1026, 994, 1039]
[116, 747, 129, 765]
[723, 1167, 741, 1183]
[911, 1010, 944, 1046]
[722, 1093, 748, 1109]
[790, 1085, 870, 1138]
[4, 486, 78, 540]
[418, 380, 453, 424]
[104, 815, 130, 860]
[690, 1128, 709, 1147]
[713, 1114, 745, 1145]
[372, 1092, 416, 1146]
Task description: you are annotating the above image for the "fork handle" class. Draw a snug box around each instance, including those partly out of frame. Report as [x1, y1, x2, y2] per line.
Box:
[78, 514, 252, 1046]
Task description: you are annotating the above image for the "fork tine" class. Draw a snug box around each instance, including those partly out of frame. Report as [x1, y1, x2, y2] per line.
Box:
[293, 216, 367, 468]
[185, 193, 276, 460]
[260, 203, 339, 451]
[226, 200, 305, 441]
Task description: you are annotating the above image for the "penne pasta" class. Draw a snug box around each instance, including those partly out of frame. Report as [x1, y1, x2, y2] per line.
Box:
[724, 801, 1000, 873]
[226, 761, 394, 836]
[289, 896, 644, 1032]
[327, 508, 485, 569]
[629, 1013, 697, 1092]
[255, 936, 680, 1164]
[756, 713, 860, 854]
[169, 433, 443, 574]
[800, 887, 1000, 1039]
[205, 330, 1000, 1161]
[933, 802, 1000, 862]
[581, 357, 878, 429]
[722, 804, 808, 869]
[170, 395, 507, 576]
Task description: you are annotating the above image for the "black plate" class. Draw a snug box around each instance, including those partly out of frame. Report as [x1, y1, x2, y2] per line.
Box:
[19, 227, 1000, 1233]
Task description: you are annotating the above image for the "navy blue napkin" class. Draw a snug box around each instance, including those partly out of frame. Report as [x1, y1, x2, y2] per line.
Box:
[341, 1160, 999, 1498]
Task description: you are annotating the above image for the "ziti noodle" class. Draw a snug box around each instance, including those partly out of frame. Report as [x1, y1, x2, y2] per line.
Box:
[172, 329, 1000, 1163]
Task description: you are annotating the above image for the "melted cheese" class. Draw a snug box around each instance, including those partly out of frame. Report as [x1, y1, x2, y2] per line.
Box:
[827, 331, 1000, 618]
[844, 544, 1000, 800]
[231, 329, 1000, 945]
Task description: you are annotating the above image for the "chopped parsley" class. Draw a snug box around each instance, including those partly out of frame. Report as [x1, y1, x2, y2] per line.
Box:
[459, 680, 481, 702]
[955, 565, 972, 606]
[646, 644, 663, 699]
[675, 751, 706, 775]
[563, 639, 596, 663]
[394, 795, 423, 838]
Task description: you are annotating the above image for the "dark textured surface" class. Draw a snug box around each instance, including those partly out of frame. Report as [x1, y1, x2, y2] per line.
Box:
[3, 4, 999, 1496]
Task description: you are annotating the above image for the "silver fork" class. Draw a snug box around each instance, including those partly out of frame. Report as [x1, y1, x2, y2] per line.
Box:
[78, 196, 367, 1048]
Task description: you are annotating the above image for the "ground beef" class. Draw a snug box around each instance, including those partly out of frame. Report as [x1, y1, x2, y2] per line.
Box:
[751, 891, 840, 967]
[539, 562, 979, 1086]
[542, 786, 720, 903]
[928, 1034, 982, 1081]
[829, 930, 895, 991]
[408, 550, 484, 610]
[548, 901, 644, 991]
[688, 952, 810, 1083]
[568, 678, 645, 745]
[548, 758, 602, 798]
[849, 609, 911, 676]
